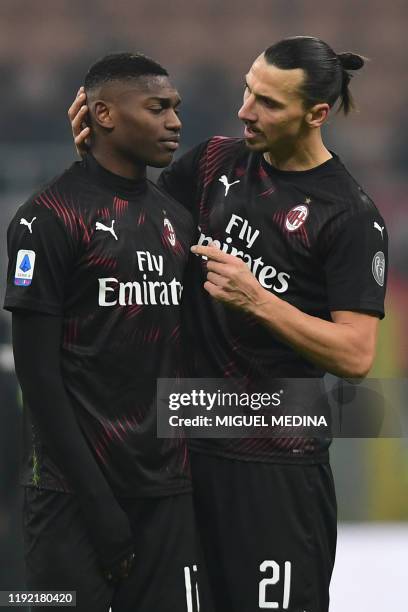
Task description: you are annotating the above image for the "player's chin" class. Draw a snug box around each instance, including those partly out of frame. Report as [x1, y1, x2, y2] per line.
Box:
[243, 138, 268, 152]
[147, 151, 175, 168]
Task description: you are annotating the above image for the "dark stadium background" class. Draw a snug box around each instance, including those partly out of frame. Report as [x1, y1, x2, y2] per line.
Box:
[0, 1, 407, 609]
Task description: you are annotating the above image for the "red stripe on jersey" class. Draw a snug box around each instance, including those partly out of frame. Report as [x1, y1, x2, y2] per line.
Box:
[258, 185, 276, 197]
[77, 213, 92, 244]
[114, 196, 129, 218]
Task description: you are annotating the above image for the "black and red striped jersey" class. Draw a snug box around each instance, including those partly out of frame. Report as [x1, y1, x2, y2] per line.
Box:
[4, 154, 193, 496]
[159, 136, 388, 463]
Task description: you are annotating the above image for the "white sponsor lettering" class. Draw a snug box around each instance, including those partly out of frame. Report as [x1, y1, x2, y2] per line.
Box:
[98, 277, 182, 306]
[98, 277, 117, 306]
[136, 251, 164, 276]
[225, 213, 260, 249]
[196, 224, 290, 294]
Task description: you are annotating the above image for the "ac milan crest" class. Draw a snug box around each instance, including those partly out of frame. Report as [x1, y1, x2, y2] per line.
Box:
[163, 217, 176, 246]
[372, 251, 385, 287]
[285, 204, 309, 232]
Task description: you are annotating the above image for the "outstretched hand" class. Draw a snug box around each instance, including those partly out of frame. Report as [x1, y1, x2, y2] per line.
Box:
[68, 86, 90, 158]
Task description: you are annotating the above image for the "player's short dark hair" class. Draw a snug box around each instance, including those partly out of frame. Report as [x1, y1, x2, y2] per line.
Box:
[264, 36, 366, 115]
[84, 52, 169, 92]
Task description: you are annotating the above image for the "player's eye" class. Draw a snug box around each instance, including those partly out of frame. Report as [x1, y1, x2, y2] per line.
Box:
[149, 107, 163, 114]
[261, 97, 280, 109]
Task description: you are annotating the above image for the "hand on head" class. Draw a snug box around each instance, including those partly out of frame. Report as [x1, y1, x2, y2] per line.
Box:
[68, 86, 90, 158]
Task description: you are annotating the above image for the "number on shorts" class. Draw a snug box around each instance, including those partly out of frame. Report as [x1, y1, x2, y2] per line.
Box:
[258, 560, 292, 609]
[184, 564, 200, 612]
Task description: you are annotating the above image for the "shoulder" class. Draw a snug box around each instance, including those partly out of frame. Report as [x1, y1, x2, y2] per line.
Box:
[328, 155, 381, 217]
[316, 156, 385, 237]
[200, 136, 246, 161]
[23, 162, 85, 210]
[172, 136, 246, 170]
[8, 163, 87, 239]
[192, 136, 248, 184]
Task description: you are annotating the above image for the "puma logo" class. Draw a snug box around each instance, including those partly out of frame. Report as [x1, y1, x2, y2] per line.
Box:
[96, 220, 118, 241]
[219, 175, 240, 197]
[20, 217, 37, 234]
[373, 221, 384, 239]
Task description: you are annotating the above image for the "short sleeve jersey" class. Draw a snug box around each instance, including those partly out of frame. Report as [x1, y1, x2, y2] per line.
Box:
[159, 137, 388, 463]
[4, 154, 194, 496]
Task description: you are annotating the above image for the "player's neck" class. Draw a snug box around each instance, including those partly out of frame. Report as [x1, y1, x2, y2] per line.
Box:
[264, 133, 332, 172]
[90, 146, 147, 181]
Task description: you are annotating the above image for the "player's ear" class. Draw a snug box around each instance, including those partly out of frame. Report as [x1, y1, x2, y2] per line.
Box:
[305, 102, 330, 129]
[92, 100, 115, 129]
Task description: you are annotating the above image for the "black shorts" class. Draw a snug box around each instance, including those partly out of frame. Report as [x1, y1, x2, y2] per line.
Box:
[23, 487, 206, 612]
[190, 452, 337, 612]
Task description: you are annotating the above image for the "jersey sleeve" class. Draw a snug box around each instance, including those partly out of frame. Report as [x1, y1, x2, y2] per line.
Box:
[157, 140, 209, 211]
[4, 199, 77, 315]
[321, 208, 388, 318]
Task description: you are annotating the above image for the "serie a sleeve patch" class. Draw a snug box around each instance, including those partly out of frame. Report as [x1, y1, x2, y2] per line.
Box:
[14, 249, 36, 286]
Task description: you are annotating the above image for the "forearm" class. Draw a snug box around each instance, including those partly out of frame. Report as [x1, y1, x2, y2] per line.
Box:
[20, 367, 113, 500]
[12, 312, 135, 572]
[12, 312, 112, 500]
[251, 289, 372, 377]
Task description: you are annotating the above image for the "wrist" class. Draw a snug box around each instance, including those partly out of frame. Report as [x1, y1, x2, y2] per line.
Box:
[249, 286, 277, 319]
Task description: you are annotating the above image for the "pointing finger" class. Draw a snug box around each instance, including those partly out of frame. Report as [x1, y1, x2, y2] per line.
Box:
[191, 244, 233, 263]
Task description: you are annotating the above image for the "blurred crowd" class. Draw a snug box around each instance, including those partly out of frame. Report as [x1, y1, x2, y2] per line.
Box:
[0, 0, 407, 177]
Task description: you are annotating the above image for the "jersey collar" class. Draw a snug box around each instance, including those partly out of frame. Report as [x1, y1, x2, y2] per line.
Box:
[83, 154, 147, 198]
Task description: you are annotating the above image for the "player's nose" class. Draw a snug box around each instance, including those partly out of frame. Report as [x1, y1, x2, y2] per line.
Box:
[165, 109, 182, 132]
[238, 95, 257, 123]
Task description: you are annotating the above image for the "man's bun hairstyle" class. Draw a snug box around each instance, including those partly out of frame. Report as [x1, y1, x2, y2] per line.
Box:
[264, 36, 366, 115]
[336, 51, 366, 114]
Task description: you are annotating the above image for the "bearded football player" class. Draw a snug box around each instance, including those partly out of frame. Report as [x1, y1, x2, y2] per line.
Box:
[70, 37, 387, 612]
